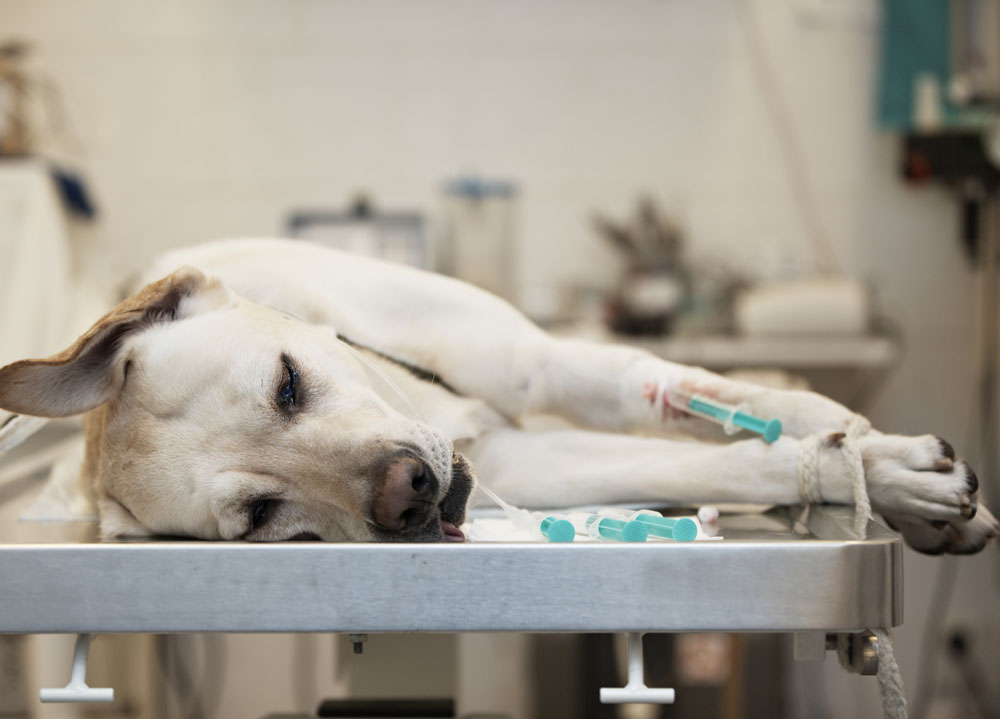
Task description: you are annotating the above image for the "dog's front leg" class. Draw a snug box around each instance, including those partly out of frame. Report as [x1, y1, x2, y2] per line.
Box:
[527, 338, 856, 440]
[465, 428, 821, 509]
[463, 428, 998, 554]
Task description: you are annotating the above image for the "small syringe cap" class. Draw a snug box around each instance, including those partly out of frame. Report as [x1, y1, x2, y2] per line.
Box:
[671, 517, 698, 542]
[540, 516, 575, 542]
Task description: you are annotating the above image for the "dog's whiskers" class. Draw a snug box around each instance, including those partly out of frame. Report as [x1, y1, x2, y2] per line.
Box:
[341, 343, 426, 422]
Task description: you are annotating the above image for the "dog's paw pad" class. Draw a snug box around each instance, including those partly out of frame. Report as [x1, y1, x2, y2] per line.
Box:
[884, 505, 998, 555]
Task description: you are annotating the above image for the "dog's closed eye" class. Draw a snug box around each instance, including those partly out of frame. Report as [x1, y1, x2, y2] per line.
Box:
[276, 355, 299, 411]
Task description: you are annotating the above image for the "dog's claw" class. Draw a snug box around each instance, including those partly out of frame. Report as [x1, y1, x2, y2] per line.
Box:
[937, 437, 955, 460]
[966, 468, 979, 494]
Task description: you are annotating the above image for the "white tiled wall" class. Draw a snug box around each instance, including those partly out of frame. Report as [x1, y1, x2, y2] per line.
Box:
[3, 1, 996, 718]
[4, 0, 884, 288]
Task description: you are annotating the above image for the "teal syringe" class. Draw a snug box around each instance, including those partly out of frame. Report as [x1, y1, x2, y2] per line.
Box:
[568, 513, 648, 542]
[478, 484, 575, 542]
[667, 387, 782, 444]
[538, 515, 575, 542]
[600, 508, 699, 542]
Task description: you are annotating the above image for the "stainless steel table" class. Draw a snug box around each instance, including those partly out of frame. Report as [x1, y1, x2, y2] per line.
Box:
[0, 472, 901, 635]
[0, 431, 903, 712]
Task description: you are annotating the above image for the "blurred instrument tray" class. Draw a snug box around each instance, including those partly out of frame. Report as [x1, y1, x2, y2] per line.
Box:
[559, 325, 899, 370]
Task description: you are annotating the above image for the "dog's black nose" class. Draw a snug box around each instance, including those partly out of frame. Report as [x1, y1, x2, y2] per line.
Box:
[373, 457, 438, 531]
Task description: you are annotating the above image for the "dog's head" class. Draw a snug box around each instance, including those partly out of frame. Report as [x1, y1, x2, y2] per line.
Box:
[0, 268, 475, 542]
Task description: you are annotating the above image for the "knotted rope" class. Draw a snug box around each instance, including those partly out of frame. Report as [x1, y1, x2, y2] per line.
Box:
[799, 414, 907, 718]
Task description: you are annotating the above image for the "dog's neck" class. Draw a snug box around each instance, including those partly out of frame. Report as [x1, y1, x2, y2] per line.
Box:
[336, 333, 460, 396]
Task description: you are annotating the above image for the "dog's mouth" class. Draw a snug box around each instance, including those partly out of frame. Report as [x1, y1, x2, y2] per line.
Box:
[436, 452, 476, 542]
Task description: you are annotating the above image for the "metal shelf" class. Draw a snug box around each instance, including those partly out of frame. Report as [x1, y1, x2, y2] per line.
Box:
[557, 325, 898, 370]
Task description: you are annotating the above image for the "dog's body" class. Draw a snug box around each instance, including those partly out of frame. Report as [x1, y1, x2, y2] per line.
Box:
[0, 238, 996, 553]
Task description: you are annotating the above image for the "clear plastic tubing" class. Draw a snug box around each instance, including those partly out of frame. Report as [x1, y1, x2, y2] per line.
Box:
[667, 387, 782, 444]
[479, 484, 575, 542]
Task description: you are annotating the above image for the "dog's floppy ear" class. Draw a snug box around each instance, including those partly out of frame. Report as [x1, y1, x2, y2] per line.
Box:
[0, 267, 214, 418]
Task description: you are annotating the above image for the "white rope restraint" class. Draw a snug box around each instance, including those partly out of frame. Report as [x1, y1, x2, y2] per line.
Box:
[796, 433, 823, 505]
[836, 629, 908, 719]
[874, 629, 908, 719]
[801, 415, 907, 718]
[843, 414, 873, 538]
[796, 414, 872, 537]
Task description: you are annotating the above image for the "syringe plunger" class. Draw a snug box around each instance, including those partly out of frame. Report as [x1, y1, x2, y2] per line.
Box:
[599, 508, 698, 541]
[573, 515, 648, 542]
[539, 516, 575, 542]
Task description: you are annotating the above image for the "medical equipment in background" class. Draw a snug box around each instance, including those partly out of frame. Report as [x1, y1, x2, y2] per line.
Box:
[879, 0, 1000, 131]
[593, 196, 686, 335]
[879, 3, 1000, 716]
[950, 0, 1000, 108]
[439, 175, 518, 304]
[733, 277, 871, 336]
[879, 0, 1000, 496]
[287, 195, 430, 269]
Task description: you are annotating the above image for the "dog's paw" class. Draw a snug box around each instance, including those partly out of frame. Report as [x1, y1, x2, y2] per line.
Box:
[882, 504, 999, 555]
[856, 433, 998, 553]
[859, 434, 979, 521]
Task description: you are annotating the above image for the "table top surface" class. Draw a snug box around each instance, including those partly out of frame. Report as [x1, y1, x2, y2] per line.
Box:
[0, 428, 902, 635]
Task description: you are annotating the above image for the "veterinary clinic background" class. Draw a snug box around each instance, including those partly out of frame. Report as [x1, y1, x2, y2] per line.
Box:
[1, 1, 998, 718]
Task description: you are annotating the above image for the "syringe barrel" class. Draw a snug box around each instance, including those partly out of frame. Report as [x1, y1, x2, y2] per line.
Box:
[578, 515, 648, 542]
[599, 508, 698, 541]
[634, 514, 699, 542]
[667, 387, 733, 424]
[666, 387, 782, 443]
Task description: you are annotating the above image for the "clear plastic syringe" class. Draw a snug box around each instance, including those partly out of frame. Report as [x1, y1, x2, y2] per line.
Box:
[478, 484, 575, 542]
[567, 513, 648, 542]
[599, 508, 698, 542]
[666, 386, 782, 444]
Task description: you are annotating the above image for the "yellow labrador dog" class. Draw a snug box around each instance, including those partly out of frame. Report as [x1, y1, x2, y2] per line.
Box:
[0, 238, 995, 553]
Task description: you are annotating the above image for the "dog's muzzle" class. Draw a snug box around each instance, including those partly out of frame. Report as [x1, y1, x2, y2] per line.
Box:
[370, 452, 476, 542]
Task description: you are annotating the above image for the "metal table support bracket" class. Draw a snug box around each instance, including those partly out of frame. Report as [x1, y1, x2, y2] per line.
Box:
[600, 632, 676, 705]
[835, 631, 880, 676]
[39, 634, 114, 703]
[793, 630, 880, 675]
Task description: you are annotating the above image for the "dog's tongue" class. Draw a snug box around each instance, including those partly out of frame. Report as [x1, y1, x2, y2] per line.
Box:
[441, 520, 466, 542]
